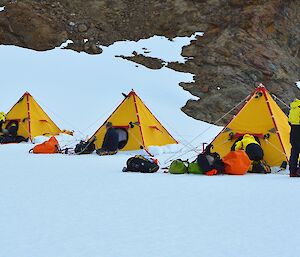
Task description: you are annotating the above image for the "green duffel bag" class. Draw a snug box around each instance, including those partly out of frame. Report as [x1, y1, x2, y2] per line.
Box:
[187, 162, 204, 174]
[169, 159, 188, 174]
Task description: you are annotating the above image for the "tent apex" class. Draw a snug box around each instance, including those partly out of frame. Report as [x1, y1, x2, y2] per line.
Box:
[257, 83, 265, 89]
[128, 89, 137, 96]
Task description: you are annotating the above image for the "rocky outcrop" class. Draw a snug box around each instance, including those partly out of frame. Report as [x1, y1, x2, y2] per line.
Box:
[116, 52, 165, 70]
[0, 0, 299, 124]
[177, 0, 300, 124]
[0, 1, 67, 50]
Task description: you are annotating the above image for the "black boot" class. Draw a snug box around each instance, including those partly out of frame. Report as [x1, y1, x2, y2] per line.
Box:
[290, 169, 300, 177]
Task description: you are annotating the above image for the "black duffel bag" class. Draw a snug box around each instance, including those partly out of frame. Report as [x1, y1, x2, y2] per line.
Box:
[0, 135, 27, 144]
[123, 155, 159, 173]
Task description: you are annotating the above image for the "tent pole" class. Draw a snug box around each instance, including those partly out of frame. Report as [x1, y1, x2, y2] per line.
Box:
[127, 129, 154, 157]
[25, 92, 32, 141]
[132, 92, 148, 152]
[261, 87, 288, 162]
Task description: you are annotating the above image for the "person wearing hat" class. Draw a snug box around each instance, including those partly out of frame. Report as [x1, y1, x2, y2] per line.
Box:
[96, 122, 119, 156]
[288, 98, 300, 177]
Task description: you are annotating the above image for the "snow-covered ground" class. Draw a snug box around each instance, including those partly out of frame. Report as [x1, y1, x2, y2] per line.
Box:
[0, 35, 300, 257]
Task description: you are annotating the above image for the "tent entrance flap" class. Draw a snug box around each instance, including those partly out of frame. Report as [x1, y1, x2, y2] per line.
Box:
[115, 128, 129, 150]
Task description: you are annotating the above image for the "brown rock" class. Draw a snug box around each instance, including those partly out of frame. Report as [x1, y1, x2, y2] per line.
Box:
[200, 86, 209, 93]
[116, 54, 165, 70]
[78, 23, 88, 32]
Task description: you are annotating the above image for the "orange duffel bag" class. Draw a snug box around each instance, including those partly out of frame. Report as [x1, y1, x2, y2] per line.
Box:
[222, 150, 251, 175]
[30, 136, 60, 154]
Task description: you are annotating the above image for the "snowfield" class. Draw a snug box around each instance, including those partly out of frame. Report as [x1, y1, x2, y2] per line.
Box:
[0, 35, 300, 257]
[1, 144, 300, 257]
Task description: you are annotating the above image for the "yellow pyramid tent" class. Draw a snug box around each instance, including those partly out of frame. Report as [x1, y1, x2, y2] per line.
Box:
[5, 92, 61, 140]
[90, 90, 178, 153]
[210, 85, 290, 166]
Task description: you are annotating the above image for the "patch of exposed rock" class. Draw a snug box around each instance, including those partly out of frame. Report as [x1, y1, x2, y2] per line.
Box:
[0, 0, 299, 125]
[116, 52, 165, 70]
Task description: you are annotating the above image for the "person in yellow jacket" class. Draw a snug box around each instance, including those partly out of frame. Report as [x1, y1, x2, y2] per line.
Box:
[233, 134, 264, 161]
[288, 98, 300, 177]
[0, 112, 6, 133]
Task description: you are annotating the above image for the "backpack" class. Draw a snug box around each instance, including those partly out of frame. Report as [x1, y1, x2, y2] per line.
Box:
[123, 155, 159, 173]
[197, 154, 213, 172]
[30, 136, 60, 154]
[222, 150, 251, 175]
[197, 144, 223, 172]
[249, 160, 271, 174]
[187, 161, 204, 174]
[168, 159, 188, 174]
[0, 135, 27, 144]
[74, 139, 96, 154]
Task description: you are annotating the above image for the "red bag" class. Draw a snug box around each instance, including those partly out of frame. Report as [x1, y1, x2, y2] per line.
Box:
[31, 136, 60, 154]
[222, 150, 251, 175]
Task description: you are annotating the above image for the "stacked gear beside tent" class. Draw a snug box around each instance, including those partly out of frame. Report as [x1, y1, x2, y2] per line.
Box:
[168, 159, 204, 175]
[168, 145, 224, 175]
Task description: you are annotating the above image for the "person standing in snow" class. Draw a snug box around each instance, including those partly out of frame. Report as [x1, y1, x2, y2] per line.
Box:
[288, 99, 300, 177]
[96, 122, 119, 156]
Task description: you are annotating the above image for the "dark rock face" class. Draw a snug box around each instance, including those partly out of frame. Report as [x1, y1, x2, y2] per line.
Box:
[0, 1, 67, 50]
[117, 53, 165, 70]
[0, 0, 299, 125]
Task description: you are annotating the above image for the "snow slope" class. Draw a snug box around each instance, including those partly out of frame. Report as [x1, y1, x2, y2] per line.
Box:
[0, 36, 300, 257]
[1, 144, 300, 257]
